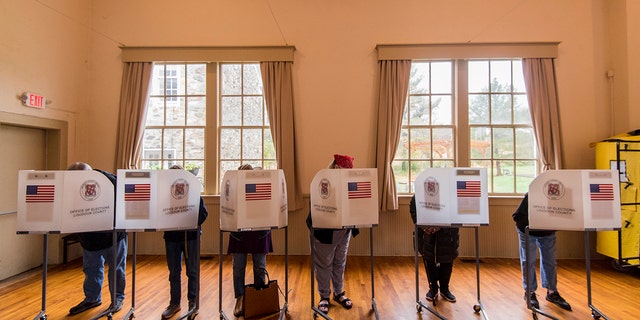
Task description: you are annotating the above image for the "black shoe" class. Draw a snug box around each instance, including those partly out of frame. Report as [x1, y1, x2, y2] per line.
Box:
[546, 291, 572, 311]
[69, 300, 102, 315]
[188, 300, 198, 315]
[440, 290, 456, 302]
[425, 288, 438, 301]
[108, 300, 123, 313]
[525, 292, 540, 309]
[161, 304, 181, 319]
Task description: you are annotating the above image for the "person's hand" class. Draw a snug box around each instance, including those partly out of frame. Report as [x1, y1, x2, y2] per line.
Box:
[421, 226, 441, 234]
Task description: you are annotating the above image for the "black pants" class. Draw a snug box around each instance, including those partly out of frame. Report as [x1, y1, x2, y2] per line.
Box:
[422, 256, 453, 292]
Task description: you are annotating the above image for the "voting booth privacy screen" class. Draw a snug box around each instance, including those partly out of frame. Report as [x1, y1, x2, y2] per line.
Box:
[116, 169, 202, 231]
[413, 168, 489, 226]
[17, 170, 114, 234]
[220, 169, 288, 231]
[528, 170, 621, 231]
[310, 168, 378, 229]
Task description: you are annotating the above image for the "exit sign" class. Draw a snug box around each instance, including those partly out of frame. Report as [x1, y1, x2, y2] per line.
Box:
[21, 92, 46, 109]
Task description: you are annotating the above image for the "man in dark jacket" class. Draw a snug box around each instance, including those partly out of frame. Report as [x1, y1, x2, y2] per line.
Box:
[513, 193, 571, 311]
[67, 162, 128, 315]
[410, 195, 459, 303]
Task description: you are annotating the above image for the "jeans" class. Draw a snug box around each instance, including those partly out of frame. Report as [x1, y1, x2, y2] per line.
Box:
[517, 228, 557, 293]
[82, 237, 127, 303]
[232, 253, 267, 298]
[165, 238, 199, 305]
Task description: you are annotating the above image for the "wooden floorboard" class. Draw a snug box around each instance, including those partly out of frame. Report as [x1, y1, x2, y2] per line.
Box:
[1, 255, 639, 319]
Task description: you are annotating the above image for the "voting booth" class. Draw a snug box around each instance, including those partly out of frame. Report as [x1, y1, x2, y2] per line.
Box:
[310, 168, 378, 228]
[219, 169, 288, 231]
[17, 170, 115, 234]
[528, 170, 621, 231]
[115, 169, 202, 231]
[413, 167, 489, 226]
[411, 168, 489, 319]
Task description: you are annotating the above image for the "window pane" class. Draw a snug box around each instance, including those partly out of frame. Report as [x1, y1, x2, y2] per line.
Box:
[431, 95, 452, 125]
[490, 94, 512, 125]
[432, 128, 453, 159]
[143, 129, 162, 150]
[166, 97, 185, 126]
[220, 128, 241, 159]
[409, 96, 429, 125]
[470, 127, 491, 159]
[409, 62, 430, 94]
[150, 65, 165, 96]
[187, 64, 206, 95]
[187, 97, 206, 126]
[515, 128, 535, 159]
[516, 160, 536, 193]
[167, 64, 186, 95]
[221, 64, 241, 95]
[146, 97, 165, 126]
[468, 61, 489, 92]
[396, 129, 409, 159]
[469, 94, 489, 124]
[472, 160, 492, 192]
[243, 96, 263, 126]
[512, 60, 526, 92]
[242, 128, 263, 159]
[243, 64, 263, 95]
[264, 128, 275, 159]
[221, 97, 241, 126]
[409, 128, 431, 159]
[392, 160, 410, 193]
[431, 61, 452, 94]
[490, 60, 512, 92]
[410, 161, 431, 193]
[513, 94, 531, 124]
[493, 160, 514, 193]
[164, 129, 184, 159]
[493, 128, 513, 159]
[185, 128, 205, 159]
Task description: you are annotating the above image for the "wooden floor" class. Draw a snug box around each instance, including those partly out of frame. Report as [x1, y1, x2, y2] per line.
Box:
[1, 255, 639, 320]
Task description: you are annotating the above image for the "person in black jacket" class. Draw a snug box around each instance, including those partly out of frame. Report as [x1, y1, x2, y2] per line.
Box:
[67, 162, 128, 315]
[307, 154, 359, 315]
[513, 193, 571, 311]
[161, 165, 209, 319]
[409, 195, 459, 302]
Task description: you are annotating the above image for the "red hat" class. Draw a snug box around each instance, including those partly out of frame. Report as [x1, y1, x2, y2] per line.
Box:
[333, 154, 354, 168]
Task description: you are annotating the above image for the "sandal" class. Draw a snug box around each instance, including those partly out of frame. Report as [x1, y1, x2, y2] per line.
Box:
[333, 291, 353, 309]
[318, 298, 330, 314]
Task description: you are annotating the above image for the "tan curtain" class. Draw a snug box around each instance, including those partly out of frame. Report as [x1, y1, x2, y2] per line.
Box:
[375, 60, 412, 211]
[260, 61, 304, 211]
[522, 58, 563, 171]
[115, 62, 153, 169]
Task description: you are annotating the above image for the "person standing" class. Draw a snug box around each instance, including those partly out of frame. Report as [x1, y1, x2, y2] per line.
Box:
[409, 195, 459, 302]
[513, 193, 572, 311]
[307, 154, 359, 315]
[161, 165, 209, 319]
[67, 162, 128, 315]
[229, 164, 274, 318]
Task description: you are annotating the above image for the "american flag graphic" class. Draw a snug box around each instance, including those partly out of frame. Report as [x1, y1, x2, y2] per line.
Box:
[457, 181, 481, 197]
[26, 185, 55, 203]
[124, 184, 151, 201]
[245, 183, 272, 201]
[348, 181, 372, 199]
[590, 183, 614, 201]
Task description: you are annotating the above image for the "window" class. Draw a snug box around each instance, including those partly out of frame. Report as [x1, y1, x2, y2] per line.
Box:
[219, 63, 276, 178]
[141, 62, 275, 192]
[394, 59, 539, 195]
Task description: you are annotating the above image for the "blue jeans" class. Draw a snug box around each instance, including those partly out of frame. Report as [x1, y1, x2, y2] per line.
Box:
[82, 237, 127, 303]
[165, 238, 199, 305]
[517, 228, 557, 293]
[232, 253, 267, 298]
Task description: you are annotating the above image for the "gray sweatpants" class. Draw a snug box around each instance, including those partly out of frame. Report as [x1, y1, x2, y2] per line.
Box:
[310, 229, 351, 299]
